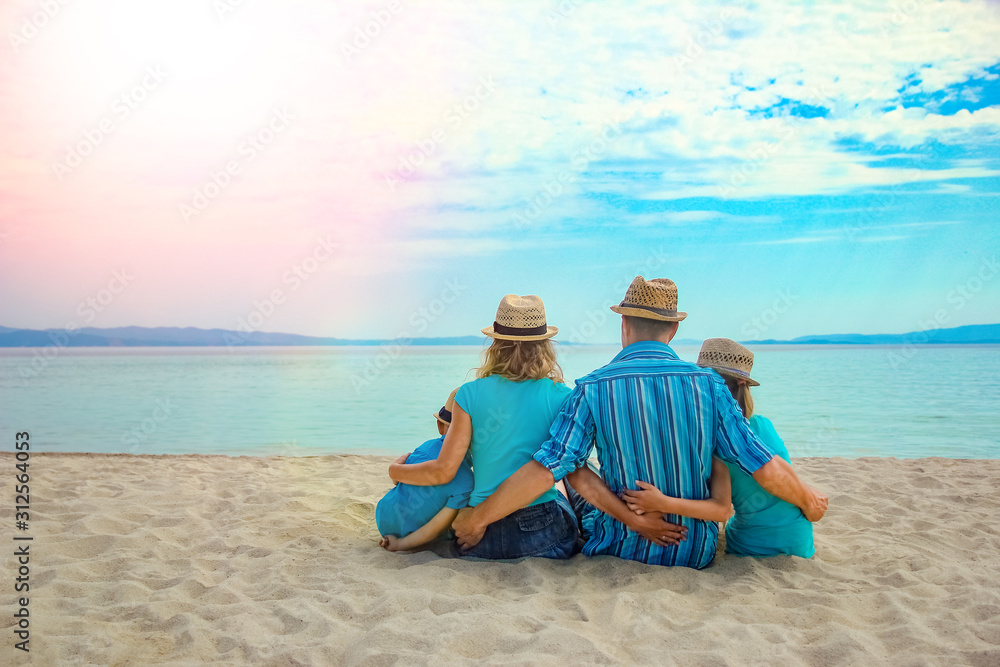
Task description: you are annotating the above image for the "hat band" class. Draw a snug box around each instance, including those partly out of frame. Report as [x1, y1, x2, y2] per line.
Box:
[716, 366, 752, 379]
[492, 321, 548, 336]
[437, 407, 453, 423]
[619, 301, 680, 318]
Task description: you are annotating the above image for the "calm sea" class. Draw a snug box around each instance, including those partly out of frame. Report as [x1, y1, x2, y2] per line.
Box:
[2, 345, 998, 459]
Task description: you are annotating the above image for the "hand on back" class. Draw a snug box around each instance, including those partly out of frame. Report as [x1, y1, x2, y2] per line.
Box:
[627, 511, 687, 547]
[452, 507, 485, 551]
[621, 480, 670, 515]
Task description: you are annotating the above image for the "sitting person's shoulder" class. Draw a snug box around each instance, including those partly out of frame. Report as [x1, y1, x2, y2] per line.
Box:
[407, 435, 446, 463]
[540, 376, 572, 393]
[455, 376, 490, 409]
[749, 414, 780, 439]
[457, 375, 502, 394]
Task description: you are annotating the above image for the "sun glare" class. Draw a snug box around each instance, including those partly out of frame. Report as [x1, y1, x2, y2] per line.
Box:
[43, 0, 309, 139]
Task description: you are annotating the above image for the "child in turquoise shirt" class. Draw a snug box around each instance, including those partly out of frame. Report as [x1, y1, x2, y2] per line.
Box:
[722, 413, 814, 557]
[377, 389, 474, 552]
[622, 339, 814, 559]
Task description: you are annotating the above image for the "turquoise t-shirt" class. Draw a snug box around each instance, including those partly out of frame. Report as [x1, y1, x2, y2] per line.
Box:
[455, 375, 572, 507]
[375, 436, 474, 538]
[724, 415, 815, 558]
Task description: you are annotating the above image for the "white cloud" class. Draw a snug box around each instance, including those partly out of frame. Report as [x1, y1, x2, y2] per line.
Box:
[347, 0, 1000, 214]
[4, 0, 999, 236]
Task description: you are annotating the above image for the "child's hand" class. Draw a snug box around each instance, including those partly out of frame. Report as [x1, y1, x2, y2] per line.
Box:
[393, 452, 410, 465]
[622, 480, 670, 515]
[379, 535, 403, 552]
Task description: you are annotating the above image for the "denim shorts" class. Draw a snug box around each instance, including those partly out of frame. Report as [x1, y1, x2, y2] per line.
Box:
[462, 493, 579, 561]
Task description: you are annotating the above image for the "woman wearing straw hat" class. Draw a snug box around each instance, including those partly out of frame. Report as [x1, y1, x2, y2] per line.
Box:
[388, 294, 580, 560]
[623, 338, 815, 558]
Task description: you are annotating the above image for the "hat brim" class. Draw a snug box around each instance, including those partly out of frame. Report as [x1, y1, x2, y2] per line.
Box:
[704, 365, 760, 387]
[433, 412, 451, 425]
[481, 325, 558, 341]
[610, 305, 688, 322]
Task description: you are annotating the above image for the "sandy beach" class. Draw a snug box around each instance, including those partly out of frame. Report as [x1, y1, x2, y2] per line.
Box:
[3, 454, 999, 666]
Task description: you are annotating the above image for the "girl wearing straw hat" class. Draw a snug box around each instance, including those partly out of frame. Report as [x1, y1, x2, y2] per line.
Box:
[623, 338, 815, 558]
[388, 294, 579, 560]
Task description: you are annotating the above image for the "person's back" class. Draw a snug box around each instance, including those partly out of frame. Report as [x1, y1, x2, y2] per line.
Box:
[725, 415, 814, 558]
[574, 342, 767, 568]
[388, 294, 580, 561]
[457, 374, 570, 508]
[452, 277, 828, 566]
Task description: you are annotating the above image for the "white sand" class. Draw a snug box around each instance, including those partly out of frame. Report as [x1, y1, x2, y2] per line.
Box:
[3, 454, 999, 665]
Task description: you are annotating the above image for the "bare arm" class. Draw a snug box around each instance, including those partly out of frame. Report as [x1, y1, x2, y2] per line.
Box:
[453, 459, 554, 550]
[379, 507, 459, 552]
[566, 465, 687, 547]
[389, 405, 472, 486]
[752, 456, 828, 522]
[454, 384, 600, 551]
[622, 458, 733, 522]
[710, 380, 827, 522]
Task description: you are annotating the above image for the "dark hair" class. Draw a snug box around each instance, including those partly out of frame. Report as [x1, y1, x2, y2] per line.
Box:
[623, 315, 678, 341]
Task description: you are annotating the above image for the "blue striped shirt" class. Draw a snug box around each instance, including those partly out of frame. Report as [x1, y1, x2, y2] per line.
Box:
[533, 341, 776, 569]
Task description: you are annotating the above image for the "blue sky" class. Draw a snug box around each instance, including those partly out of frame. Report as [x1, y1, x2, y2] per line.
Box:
[1, 0, 998, 343]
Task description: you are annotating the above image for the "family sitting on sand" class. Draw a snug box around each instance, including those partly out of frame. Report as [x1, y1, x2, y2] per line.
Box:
[376, 276, 828, 569]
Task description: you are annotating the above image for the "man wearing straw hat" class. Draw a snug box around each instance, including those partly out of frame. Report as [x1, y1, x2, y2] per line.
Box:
[454, 277, 828, 569]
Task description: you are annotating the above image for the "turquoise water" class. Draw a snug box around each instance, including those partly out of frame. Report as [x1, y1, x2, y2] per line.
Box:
[1, 345, 998, 458]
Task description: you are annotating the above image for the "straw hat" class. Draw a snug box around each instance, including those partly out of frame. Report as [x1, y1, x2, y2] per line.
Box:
[481, 294, 558, 341]
[697, 338, 760, 386]
[610, 276, 688, 322]
[433, 387, 460, 425]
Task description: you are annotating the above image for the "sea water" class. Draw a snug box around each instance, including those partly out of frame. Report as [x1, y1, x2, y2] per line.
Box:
[1, 345, 998, 458]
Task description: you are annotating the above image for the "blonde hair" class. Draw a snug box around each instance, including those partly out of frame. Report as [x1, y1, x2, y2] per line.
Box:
[477, 338, 565, 383]
[726, 378, 754, 419]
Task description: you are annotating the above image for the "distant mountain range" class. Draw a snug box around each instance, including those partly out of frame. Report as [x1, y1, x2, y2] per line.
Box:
[0, 323, 997, 348]
[0, 325, 485, 347]
[745, 323, 1000, 346]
